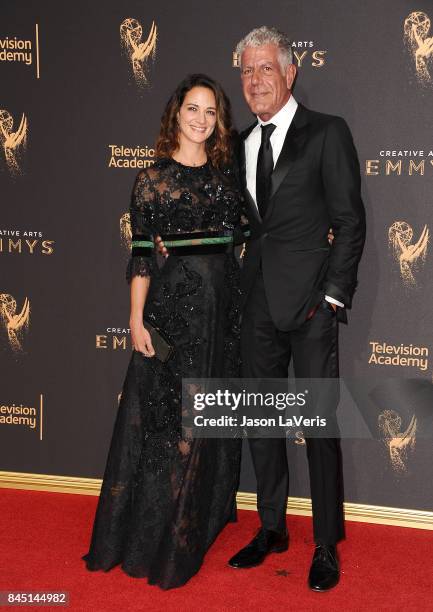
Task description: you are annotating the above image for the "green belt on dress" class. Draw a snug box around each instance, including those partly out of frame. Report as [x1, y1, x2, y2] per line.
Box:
[130, 232, 236, 257]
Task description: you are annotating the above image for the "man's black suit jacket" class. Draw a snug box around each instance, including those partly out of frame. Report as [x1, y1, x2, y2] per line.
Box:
[237, 102, 366, 331]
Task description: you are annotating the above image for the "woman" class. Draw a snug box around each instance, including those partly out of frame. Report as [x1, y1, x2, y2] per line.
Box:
[82, 74, 244, 590]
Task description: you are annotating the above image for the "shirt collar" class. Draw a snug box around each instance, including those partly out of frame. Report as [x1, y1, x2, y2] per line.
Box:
[257, 94, 298, 130]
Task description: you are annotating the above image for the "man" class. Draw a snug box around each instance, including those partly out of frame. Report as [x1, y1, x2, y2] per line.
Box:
[227, 26, 366, 591]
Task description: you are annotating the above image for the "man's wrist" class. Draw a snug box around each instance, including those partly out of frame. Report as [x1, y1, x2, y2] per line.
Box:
[325, 295, 344, 308]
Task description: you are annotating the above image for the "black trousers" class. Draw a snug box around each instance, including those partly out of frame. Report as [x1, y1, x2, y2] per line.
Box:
[241, 270, 345, 545]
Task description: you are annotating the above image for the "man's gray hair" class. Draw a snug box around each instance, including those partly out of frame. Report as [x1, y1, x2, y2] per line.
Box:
[235, 26, 293, 71]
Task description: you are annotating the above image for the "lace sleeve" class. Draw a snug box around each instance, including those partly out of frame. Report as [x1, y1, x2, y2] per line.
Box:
[225, 166, 249, 246]
[233, 209, 250, 246]
[126, 169, 157, 284]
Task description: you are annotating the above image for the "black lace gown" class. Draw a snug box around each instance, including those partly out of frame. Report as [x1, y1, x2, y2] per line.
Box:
[82, 158, 243, 590]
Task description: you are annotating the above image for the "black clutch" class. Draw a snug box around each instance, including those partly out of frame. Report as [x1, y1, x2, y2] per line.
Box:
[142, 319, 175, 362]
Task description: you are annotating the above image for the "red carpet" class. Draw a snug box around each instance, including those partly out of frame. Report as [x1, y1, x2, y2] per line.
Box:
[1, 488, 432, 611]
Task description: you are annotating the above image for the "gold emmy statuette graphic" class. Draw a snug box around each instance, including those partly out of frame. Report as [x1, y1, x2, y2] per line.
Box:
[120, 212, 132, 250]
[294, 430, 306, 445]
[388, 221, 429, 287]
[0, 110, 28, 174]
[404, 11, 433, 84]
[0, 293, 30, 352]
[378, 410, 417, 473]
[120, 18, 157, 86]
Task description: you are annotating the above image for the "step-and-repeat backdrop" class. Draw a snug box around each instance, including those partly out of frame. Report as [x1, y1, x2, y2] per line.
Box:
[1, 0, 433, 513]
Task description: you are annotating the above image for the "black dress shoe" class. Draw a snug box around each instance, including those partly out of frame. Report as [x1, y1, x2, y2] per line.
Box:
[228, 528, 289, 568]
[308, 544, 340, 591]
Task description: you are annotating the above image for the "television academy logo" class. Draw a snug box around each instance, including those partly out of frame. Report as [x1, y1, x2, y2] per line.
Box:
[0, 293, 30, 352]
[120, 18, 157, 87]
[404, 11, 433, 86]
[0, 396, 43, 437]
[368, 341, 428, 372]
[378, 409, 417, 473]
[0, 109, 28, 174]
[388, 221, 429, 287]
[108, 144, 155, 169]
[0, 25, 40, 78]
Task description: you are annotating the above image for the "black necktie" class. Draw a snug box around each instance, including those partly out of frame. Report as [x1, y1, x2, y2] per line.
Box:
[256, 123, 276, 218]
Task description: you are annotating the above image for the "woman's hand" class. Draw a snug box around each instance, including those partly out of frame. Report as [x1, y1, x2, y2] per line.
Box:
[130, 318, 155, 357]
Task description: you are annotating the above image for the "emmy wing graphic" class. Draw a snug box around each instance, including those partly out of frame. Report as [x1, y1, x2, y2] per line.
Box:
[120, 212, 132, 250]
[388, 221, 429, 287]
[404, 11, 433, 85]
[0, 294, 30, 352]
[379, 410, 417, 473]
[120, 18, 157, 86]
[0, 110, 28, 174]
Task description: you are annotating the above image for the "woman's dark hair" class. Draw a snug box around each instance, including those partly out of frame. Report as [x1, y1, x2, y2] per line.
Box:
[155, 74, 235, 169]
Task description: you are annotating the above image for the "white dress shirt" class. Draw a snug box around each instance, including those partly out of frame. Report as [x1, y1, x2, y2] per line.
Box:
[244, 95, 344, 309]
[245, 94, 298, 204]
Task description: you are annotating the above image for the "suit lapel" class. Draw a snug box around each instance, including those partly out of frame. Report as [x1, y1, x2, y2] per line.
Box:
[264, 104, 310, 223]
[240, 120, 261, 224]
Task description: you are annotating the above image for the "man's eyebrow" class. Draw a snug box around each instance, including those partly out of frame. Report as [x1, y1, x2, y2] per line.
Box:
[242, 59, 276, 67]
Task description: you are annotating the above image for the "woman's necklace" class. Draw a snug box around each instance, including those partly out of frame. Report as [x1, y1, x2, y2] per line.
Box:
[172, 153, 207, 167]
